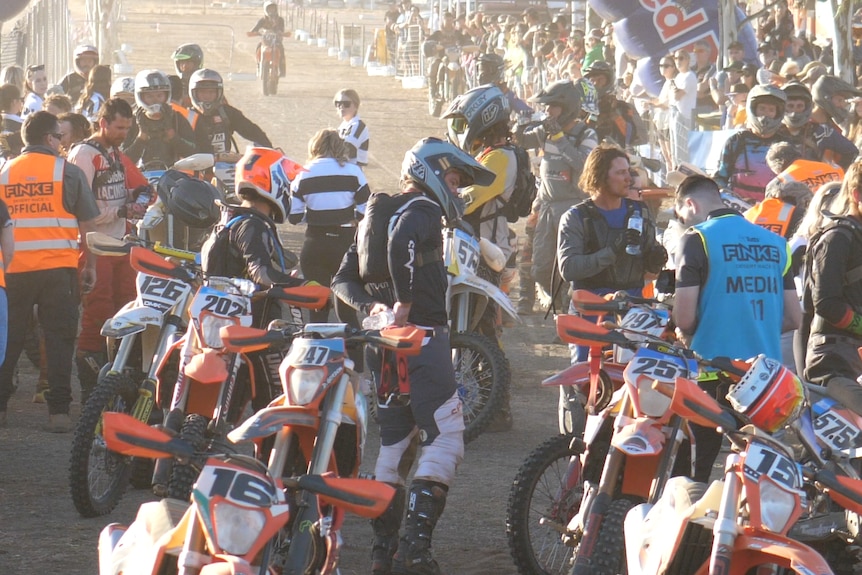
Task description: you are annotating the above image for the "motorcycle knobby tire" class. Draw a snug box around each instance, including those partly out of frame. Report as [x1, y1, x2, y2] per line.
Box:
[69, 372, 138, 517]
[450, 331, 510, 444]
[166, 414, 209, 502]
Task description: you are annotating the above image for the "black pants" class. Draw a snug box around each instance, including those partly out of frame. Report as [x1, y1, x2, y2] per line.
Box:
[0, 268, 79, 415]
[300, 227, 357, 325]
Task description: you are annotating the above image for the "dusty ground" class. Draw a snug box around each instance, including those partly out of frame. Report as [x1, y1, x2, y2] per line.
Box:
[0, 3, 570, 574]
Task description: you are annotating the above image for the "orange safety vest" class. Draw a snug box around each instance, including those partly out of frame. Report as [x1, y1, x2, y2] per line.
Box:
[0, 153, 78, 273]
[744, 198, 796, 238]
[172, 102, 198, 130]
[776, 159, 844, 192]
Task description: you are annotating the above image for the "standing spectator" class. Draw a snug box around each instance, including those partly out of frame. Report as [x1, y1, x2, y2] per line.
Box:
[44, 93, 73, 116]
[67, 98, 150, 401]
[331, 138, 490, 575]
[557, 144, 666, 431]
[60, 44, 99, 105]
[0, 84, 25, 159]
[334, 89, 370, 167]
[692, 40, 718, 118]
[651, 55, 677, 170]
[289, 128, 369, 324]
[670, 49, 697, 167]
[22, 64, 48, 118]
[724, 83, 750, 129]
[56, 112, 92, 158]
[672, 174, 799, 481]
[0, 111, 100, 432]
[800, 160, 862, 388]
[0, 65, 25, 95]
[582, 28, 606, 70]
[77, 64, 112, 123]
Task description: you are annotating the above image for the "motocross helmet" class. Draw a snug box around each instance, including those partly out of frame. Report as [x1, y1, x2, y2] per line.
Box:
[157, 170, 223, 228]
[812, 75, 861, 124]
[134, 70, 171, 119]
[189, 68, 224, 115]
[74, 44, 99, 76]
[575, 77, 599, 118]
[109, 76, 135, 104]
[443, 85, 511, 155]
[171, 43, 204, 78]
[781, 81, 813, 128]
[264, 0, 278, 15]
[582, 60, 614, 97]
[745, 84, 786, 137]
[401, 137, 496, 223]
[236, 147, 306, 224]
[477, 53, 506, 85]
[530, 79, 584, 126]
[726, 354, 805, 433]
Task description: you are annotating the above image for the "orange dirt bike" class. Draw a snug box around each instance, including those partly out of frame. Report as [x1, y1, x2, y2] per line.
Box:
[623, 374, 862, 575]
[150, 279, 331, 501]
[249, 29, 284, 96]
[98, 411, 395, 575]
[218, 320, 426, 573]
[70, 236, 200, 517]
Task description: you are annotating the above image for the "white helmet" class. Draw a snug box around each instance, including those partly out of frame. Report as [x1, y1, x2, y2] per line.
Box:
[134, 69, 171, 118]
[110, 76, 135, 100]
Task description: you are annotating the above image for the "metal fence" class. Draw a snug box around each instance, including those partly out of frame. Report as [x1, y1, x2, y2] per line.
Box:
[0, 0, 77, 85]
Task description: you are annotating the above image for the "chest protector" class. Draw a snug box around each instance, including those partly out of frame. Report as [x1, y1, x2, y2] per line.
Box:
[729, 136, 777, 202]
[82, 139, 127, 202]
[193, 109, 232, 154]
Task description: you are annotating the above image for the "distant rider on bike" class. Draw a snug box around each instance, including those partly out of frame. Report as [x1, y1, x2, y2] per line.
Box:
[249, 1, 287, 78]
[423, 11, 474, 109]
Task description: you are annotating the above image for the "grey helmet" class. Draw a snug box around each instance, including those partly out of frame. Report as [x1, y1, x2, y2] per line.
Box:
[477, 53, 506, 85]
[134, 69, 171, 118]
[189, 68, 224, 115]
[812, 75, 861, 124]
[443, 85, 511, 155]
[781, 81, 813, 128]
[401, 137, 496, 223]
[530, 79, 584, 126]
[746, 84, 786, 137]
[157, 170, 223, 228]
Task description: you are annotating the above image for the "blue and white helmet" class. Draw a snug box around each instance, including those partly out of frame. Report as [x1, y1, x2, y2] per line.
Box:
[401, 137, 496, 222]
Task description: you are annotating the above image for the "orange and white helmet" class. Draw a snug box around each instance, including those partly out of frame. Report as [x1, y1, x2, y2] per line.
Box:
[235, 147, 305, 223]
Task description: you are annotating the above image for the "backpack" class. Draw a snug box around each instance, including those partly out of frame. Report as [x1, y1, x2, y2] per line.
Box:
[494, 144, 536, 223]
[201, 209, 284, 278]
[357, 191, 437, 284]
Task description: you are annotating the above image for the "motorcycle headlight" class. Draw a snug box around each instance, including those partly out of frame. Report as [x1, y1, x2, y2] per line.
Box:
[758, 480, 797, 533]
[212, 502, 266, 555]
[636, 378, 671, 418]
[286, 367, 326, 405]
[199, 315, 236, 348]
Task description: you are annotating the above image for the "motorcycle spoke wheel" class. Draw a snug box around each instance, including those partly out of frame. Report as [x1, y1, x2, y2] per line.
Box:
[450, 332, 510, 443]
[167, 414, 209, 502]
[507, 434, 585, 575]
[69, 372, 137, 517]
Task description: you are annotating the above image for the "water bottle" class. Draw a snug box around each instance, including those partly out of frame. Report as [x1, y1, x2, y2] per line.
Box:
[625, 210, 643, 256]
[362, 308, 396, 330]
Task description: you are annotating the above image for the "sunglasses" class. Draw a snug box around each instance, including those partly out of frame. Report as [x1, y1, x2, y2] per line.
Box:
[661, 63, 675, 68]
[334, 100, 353, 108]
[28, 64, 45, 73]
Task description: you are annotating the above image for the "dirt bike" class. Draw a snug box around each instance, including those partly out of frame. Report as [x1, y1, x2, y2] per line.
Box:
[624, 374, 862, 575]
[443, 220, 516, 442]
[249, 29, 282, 96]
[151, 278, 331, 502]
[70, 237, 199, 518]
[98, 411, 395, 575]
[506, 290, 673, 575]
[508, 303, 745, 575]
[427, 44, 478, 117]
[219, 320, 426, 573]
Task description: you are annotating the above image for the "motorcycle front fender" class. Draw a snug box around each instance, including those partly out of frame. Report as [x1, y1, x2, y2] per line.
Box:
[183, 349, 228, 385]
[101, 305, 165, 338]
[450, 275, 519, 322]
[728, 533, 834, 575]
[612, 416, 666, 456]
[228, 405, 321, 443]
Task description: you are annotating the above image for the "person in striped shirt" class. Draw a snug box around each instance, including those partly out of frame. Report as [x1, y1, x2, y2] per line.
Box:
[289, 128, 370, 325]
[334, 89, 370, 168]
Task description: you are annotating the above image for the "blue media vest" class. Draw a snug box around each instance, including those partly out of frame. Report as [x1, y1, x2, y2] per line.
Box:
[689, 214, 790, 361]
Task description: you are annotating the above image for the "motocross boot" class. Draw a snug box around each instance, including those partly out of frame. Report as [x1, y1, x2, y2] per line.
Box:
[371, 482, 406, 575]
[75, 350, 106, 406]
[391, 480, 448, 575]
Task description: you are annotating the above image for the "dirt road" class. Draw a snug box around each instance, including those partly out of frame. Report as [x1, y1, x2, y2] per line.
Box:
[0, 4, 570, 573]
